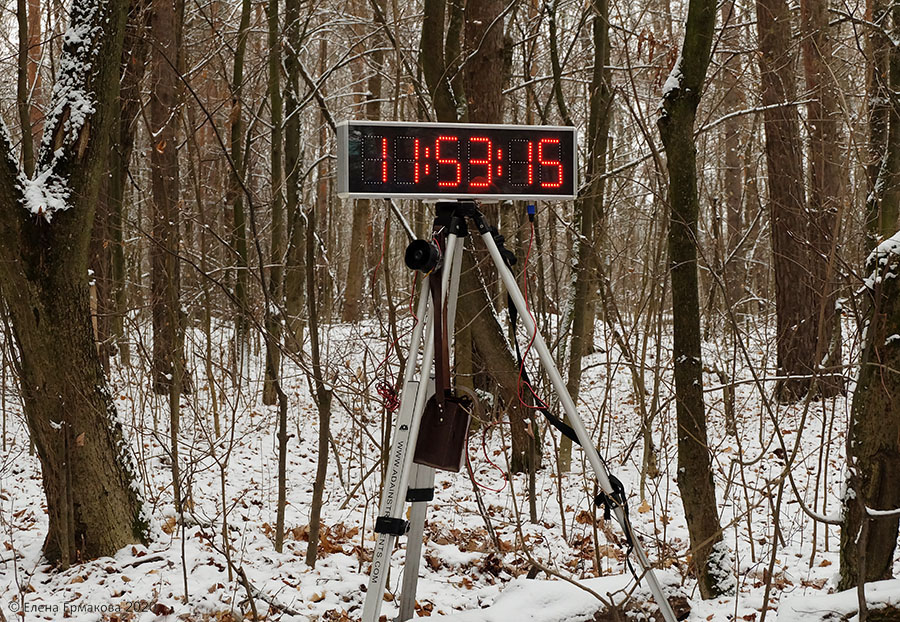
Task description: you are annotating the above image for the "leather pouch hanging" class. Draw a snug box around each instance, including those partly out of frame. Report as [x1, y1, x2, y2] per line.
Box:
[413, 393, 471, 472]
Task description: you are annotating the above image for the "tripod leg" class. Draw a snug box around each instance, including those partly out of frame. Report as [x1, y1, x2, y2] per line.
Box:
[398, 463, 434, 621]
[478, 228, 679, 622]
[363, 278, 435, 622]
[365, 230, 466, 622]
[397, 233, 463, 621]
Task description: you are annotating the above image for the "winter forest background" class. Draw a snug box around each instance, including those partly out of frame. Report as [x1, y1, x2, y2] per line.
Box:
[1, 0, 900, 619]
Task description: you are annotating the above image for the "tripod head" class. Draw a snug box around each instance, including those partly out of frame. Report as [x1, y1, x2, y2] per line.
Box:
[402, 201, 517, 275]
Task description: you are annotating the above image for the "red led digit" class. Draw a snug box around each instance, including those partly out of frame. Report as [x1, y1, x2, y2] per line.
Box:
[414, 138, 420, 184]
[528, 141, 534, 185]
[469, 137, 492, 188]
[537, 138, 562, 188]
[381, 137, 388, 183]
[436, 136, 461, 187]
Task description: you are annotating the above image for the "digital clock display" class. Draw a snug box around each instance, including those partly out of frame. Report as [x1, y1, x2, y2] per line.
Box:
[337, 121, 577, 200]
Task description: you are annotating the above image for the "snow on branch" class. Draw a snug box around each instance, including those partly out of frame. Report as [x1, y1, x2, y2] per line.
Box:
[18, 0, 106, 221]
[661, 52, 684, 99]
[864, 229, 900, 289]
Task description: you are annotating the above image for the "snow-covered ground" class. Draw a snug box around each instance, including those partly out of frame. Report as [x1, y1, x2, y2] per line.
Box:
[0, 313, 891, 621]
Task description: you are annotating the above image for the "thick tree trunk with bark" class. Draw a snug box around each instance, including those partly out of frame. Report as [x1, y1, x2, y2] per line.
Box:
[866, 0, 890, 243]
[263, 0, 285, 406]
[801, 0, 843, 394]
[455, 0, 536, 473]
[417, 0, 535, 472]
[866, 0, 891, 247]
[228, 0, 252, 340]
[756, 0, 818, 402]
[111, 3, 149, 365]
[283, 0, 306, 352]
[719, 0, 745, 312]
[658, 0, 730, 599]
[149, 0, 185, 395]
[0, 0, 147, 567]
[420, 0, 458, 122]
[871, 6, 900, 244]
[342, 0, 384, 323]
[16, 0, 35, 177]
[90, 0, 149, 369]
[463, 0, 505, 124]
[840, 239, 900, 589]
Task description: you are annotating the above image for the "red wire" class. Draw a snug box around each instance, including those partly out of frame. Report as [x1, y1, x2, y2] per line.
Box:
[466, 421, 508, 493]
[515, 220, 548, 415]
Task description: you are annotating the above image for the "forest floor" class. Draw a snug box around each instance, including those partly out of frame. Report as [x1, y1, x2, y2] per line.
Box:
[1, 315, 898, 621]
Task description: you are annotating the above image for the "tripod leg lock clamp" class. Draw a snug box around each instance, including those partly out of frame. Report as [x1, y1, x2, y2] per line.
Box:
[594, 474, 628, 521]
[374, 516, 410, 536]
[406, 487, 435, 503]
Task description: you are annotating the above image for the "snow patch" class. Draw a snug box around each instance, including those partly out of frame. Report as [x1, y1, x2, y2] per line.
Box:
[19, 165, 71, 220]
[779, 578, 900, 622]
[662, 53, 684, 97]
[20, 0, 104, 220]
[706, 539, 736, 595]
[864, 229, 900, 289]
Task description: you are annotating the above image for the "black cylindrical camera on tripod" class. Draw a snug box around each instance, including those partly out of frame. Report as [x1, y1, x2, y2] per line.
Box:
[405, 239, 442, 273]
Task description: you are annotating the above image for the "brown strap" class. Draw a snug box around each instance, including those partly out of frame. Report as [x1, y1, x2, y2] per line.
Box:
[429, 236, 451, 410]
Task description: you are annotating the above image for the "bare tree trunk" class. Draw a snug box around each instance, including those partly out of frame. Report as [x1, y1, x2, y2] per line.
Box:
[0, 0, 148, 567]
[720, 0, 744, 313]
[109, 3, 150, 365]
[314, 39, 333, 323]
[304, 141, 333, 568]
[342, 0, 385, 323]
[420, 0, 458, 122]
[657, 0, 730, 599]
[16, 0, 34, 177]
[801, 0, 843, 395]
[562, 0, 611, 472]
[17, 0, 43, 176]
[150, 0, 186, 515]
[873, 6, 900, 244]
[455, 0, 536, 473]
[462, 0, 504, 297]
[866, 0, 891, 248]
[756, 0, 817, 402]
[149, 0, 185, 401]
[283, 0, 306, 352]
[263, 0, 285, 407]
[262, 0, 289, 552]
[89, 0, 149, 370]
[228, 0, 252, 341]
